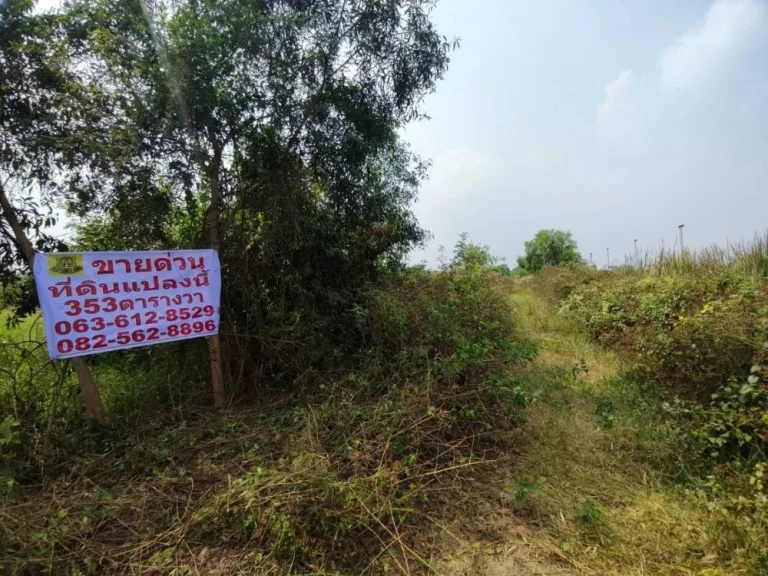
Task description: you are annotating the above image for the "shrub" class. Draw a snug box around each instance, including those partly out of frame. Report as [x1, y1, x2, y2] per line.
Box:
[363, 266, 531, 369]
[693, 364, 768, 460]
[559, 270, 767, 400]
[526, 264, 602, 302]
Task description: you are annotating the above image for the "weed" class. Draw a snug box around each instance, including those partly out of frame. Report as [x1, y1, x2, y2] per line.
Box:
[571, 358, 589, 379]
[555, 266, 765, 399]
[593, 396, 615, 429]
[573, 498, 605, 524]
[504, 475, 545, 509]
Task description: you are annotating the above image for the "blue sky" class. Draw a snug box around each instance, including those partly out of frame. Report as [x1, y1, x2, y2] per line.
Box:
[404, 0, 768, 266]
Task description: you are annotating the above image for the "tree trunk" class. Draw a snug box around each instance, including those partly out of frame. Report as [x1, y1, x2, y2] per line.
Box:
[0, 183, 106, 424]
[208, 146, 226, 408]
[71, 357, 105, 423]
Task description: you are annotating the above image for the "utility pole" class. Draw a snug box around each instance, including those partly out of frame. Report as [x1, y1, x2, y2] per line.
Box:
[590, 252, 593, 267]
[606, 247, 610, 269]
[678, 224, 685, 256]
[634, 239, 638, 266]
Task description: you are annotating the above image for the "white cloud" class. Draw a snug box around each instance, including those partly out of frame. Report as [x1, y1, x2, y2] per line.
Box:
[595, 70, 648, 152]
[596, 0, 768, 151]
[589, 1, 768, 264]
[658, 0, 768, 89]
[412, 147, 498, 241]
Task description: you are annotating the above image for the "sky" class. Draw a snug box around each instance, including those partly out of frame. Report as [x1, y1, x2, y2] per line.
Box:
[404, 0, 768, 267]
[33, 0, 768, 266]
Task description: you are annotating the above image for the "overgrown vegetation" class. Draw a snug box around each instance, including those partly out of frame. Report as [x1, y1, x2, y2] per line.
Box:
[0, 2, 547, 573]
[1, 0, 455, 408]
[1, 241, 540, 574]
[4, 0, 767, 573]
[526, 237, 768, 573]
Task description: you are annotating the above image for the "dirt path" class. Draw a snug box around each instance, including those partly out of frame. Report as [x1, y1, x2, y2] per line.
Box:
[435, 287, 727, 576]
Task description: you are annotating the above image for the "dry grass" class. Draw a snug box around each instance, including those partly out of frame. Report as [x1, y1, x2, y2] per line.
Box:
[1, 391, 511, 575]
[511, 289, 619, 388]
[515, 390, 728, 576]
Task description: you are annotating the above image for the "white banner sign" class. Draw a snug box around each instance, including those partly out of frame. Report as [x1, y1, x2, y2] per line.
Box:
[33, 250, 221, 359]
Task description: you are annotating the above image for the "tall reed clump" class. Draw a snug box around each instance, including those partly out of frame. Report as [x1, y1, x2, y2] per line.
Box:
[633, 232, 768, 278]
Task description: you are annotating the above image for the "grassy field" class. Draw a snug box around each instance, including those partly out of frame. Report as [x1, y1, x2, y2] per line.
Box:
[2, 258, 766, 574]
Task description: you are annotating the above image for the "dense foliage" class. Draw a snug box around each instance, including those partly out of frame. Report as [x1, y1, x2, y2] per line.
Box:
[551, 269, 766, 402]
[517, 229, 583, 273]
[0, 0, 90, 316]
[0, 5, 545, 572]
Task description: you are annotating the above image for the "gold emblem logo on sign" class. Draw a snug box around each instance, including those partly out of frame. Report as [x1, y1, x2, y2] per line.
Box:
[48, 254, 84, 277]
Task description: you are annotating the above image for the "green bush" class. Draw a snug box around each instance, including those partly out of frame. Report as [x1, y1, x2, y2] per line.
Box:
[694, 365, 768, 460]
[527, 264, 602, 303]
[363, 266, 532, 370]
[559, 270, 766, 400]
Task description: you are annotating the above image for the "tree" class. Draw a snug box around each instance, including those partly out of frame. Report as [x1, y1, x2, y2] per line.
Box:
[0, 0, 106, 424]
[517, 229, 583, 273]
[2, 0, 74, 301]
[450, 232, 512, 272]
[52, 0, 453, 400]
[452, 233, 494, 269]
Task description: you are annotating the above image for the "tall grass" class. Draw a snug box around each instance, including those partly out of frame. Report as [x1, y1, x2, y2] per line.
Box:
[629, 231, 768, 277]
